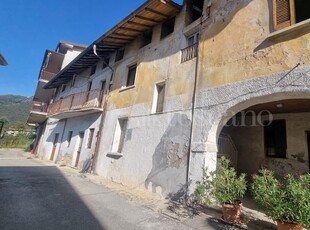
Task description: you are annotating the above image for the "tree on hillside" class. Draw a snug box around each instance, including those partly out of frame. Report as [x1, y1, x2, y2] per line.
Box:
[0, 116, 9, 128]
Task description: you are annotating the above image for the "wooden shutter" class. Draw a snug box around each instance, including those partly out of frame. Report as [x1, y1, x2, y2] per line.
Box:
[272, 0, 295, 31]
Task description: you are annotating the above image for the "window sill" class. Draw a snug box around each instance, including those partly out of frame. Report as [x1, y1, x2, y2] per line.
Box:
[107, 152, 123, 159]
[268, 19, 310, 40]
[183, 18, 200, 36]
[119, 85, 135, 92]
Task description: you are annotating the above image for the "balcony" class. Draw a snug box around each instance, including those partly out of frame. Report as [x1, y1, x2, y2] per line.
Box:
[39, 70, 57, 81]
[27, 101, 48, 125]
[181, 43, 198, 63]
[47, 90, 105, 119]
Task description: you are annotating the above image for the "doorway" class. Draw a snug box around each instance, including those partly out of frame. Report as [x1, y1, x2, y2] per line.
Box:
[75, 132, 84, 167]
[50, 133, 59, 161]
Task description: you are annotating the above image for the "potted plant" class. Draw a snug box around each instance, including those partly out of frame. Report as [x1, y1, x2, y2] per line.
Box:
[251, 169, 310, 230]
[195, 156, 247, 224]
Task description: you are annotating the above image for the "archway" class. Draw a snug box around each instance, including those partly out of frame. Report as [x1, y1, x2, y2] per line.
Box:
[214, 94, 310, 176]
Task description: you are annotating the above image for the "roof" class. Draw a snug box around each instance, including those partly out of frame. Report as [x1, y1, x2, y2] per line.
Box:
[55, 41, 87, 52]
[0, 53, 8, 66]
[44, 0, 181, 89]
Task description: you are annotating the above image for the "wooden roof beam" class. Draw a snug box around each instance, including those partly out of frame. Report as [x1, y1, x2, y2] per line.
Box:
[145, 7, 169, 18]
[127, 21, 152, 28]
[135, 15, 160, 23]
[118, 27, 144, 33]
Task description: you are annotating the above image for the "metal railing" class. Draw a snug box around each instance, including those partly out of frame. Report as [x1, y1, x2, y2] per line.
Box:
[47, 90, 105, 117]
[40, 70, 57, 81]
[30, 101, 48, 113]
[217, 133, 238, 168]
[181, 43, 198, 63]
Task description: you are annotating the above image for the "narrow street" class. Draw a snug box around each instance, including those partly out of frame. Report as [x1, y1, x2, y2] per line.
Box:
[0, 149, 194, 230]
[0, 149, 278, 230]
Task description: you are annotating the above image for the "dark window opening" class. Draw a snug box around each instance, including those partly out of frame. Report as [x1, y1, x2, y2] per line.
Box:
[61, 84, 66, 92]
[90, 65, 97, 76]
[115, 49, 125, 62]
[87, 81, 92, 91]
[71, 75, 76, 88]
[294, 0, 310, 23]
[67, 131, 73, 147]
[141, 29, 153, 47]
[87, 128, 95, 149]
[117, 118, 128, 153]
[101, 81, 106, 91]
[190, 0, 204, 22]
[126, 65, 136, 87]
[156, 83, 165, 113]
[264, 120, 287, 158]
[102, 57, 110, 69]
[160, 17, 175, 39]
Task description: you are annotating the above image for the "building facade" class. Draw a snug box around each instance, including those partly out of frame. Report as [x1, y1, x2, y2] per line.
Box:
[32, 0, 310, 198]
[27, 42, 86, 156]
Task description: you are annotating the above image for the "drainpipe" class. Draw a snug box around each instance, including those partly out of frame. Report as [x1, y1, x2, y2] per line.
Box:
[186, 3, 211, 198]
[91, 44, 114, 172]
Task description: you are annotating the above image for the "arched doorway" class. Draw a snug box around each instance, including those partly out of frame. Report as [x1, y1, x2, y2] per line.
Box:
[216, 96, 310, 177]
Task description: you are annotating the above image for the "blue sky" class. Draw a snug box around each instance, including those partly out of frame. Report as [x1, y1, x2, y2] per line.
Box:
[0, 0, 182, 97]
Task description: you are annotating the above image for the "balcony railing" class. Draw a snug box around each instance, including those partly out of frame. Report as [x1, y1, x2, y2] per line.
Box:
[47, 90, 105, 117]
[30, 101, 48, 113]
[40, 70, 57, 81]
[181, 43, 198, 63]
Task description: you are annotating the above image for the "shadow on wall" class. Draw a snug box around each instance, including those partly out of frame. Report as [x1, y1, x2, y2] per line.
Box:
[145, 113, 191, 198]
[0, 166, 106, 230]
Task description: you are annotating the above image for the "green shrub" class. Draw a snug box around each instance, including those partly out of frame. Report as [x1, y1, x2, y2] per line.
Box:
[195, 156, 247, 205]
[251, 169, 310, 228]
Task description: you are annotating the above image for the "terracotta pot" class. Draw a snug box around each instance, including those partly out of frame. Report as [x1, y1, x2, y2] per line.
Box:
[222, 201, 242, 224]
[276, 221, 302, 230]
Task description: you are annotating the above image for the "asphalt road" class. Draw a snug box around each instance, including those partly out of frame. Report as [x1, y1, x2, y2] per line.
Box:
[0, 149, 192, 230]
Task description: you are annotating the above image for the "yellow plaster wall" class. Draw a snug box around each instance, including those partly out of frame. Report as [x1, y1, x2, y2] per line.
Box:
[198, 0, 310, 89]
[107, 8, 196, 111]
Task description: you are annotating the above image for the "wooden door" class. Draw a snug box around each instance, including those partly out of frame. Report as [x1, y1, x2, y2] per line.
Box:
[75, 132, 84, 167]
[50, 133, 59, 161]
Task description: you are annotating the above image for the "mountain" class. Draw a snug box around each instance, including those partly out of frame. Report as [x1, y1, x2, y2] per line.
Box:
[0, 95, 32, 124]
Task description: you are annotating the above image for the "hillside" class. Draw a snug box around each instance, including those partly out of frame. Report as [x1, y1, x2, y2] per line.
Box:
[0, 95, 32, 124]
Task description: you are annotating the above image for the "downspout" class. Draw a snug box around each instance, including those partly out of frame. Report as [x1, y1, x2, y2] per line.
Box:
[186, 1, 212, 198]
[91, 44, 114, 172]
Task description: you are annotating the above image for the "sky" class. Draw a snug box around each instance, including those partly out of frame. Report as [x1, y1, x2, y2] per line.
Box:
[0, 0, 182, 97]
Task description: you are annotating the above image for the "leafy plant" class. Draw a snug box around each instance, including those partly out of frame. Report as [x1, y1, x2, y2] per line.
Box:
[251, 169, 310, 228]
[195, 156, 247, 205]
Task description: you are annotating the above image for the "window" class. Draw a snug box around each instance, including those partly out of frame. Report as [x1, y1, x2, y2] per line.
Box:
[141, 29, 153, 47]
[152, 82, 166, 113]
[101, 80, 106, 92]
[160, 17, 175, 39]
[187, 33, 199, 46]
[272, 0, 310, 31]
[102, 57, 110, 69]
[87, 128, 95, 149]
[87, 81, 92, 91]
[67, 131, 73, 147]
[126, 65, 137, 87]
[189, 0, 204, 23]
[86, 81, 92, 101]
[90, 65, 97, 76]
[71, 75, 76, 88]
[115, 48, 125, 62]
[112, 118, 128, 153]
[264, 120, 287, 158]
[61, 84, 66, 92]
